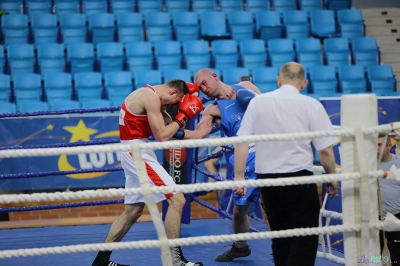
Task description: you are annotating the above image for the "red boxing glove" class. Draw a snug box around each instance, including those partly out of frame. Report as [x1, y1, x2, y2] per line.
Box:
[186, 82, 200, 96]
[174, 94, 203, 128]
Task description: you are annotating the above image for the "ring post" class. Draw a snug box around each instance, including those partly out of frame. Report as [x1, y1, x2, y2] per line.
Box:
[340, 94, 380, 265]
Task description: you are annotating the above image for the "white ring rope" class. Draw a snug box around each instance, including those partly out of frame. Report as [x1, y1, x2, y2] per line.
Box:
[0, 224, 360, 259]
[0, 123, 398, 159]
[0, 171, 386, 204]
[2, 122, 399, 265]
[321, 210, 343, 220]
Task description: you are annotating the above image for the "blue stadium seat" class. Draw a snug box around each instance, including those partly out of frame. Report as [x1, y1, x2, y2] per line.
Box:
[309, 65, 338, 96]
[137, 0, 163, 15]
[267, 39, 295, 69]
[282, 10, 309, 40]
[222, 68, 250, 84]
[367, 65, 396, 95]
[104, 71, 133, 101]
[154, 41, 182, 70]
[228, 11, 255, 41]
[13, 73, 42, 102]
[351, 37, 380, 68]
[239, 39, 267, 69]
[134, 70, 162, 89]
[173, 12, 200, 42]
[251, 67, 278, 93]
[59, 13, 87, 44]
[271, 0, 296, 12]
[110, 97, 127, 107]
[246, 0, 269, 14]
[96, 42, 125, 73]
[37, 43, 66, 74]
[80, 99, 111, 109]
[219, 0, 243, 14]
[1, 14, 29, 44]
[53, 0, 80, 14]
[200, 11, 230, 40]
[0, 74, 11, 102]
[81, 0, 108, 15]
[67, 43, 95, 74]
[165, 0, 190, 14]
[44, 72, 73, 101]
[125, 41, 153, 75]
[0, 102, 16, 113]
[45, 89, 72, 102]
[109, 0, 135, 13]
[18, 100, 49, 112]
[325, 0, 351, 10]
[163, 69, 192, 82]
[88, 13, 116, 44]
[182, 40, 211, 74]
[323, 38, 351, 69]
[74, 72, 103, 100]
[255, 11, 284, 42]
[30, 13, 58, 44]
[310, 10, 337, 38]
[7, 43, 35, 74]
[337, 9, 364, 40]
[211, 40, 239, 70]
[295, 38, 322, 71]
[116, 12, 144, 43]
[49, 100, 80, 111]
[299, 0, 322, 12]
[338, 65, 367, 94]
[192, 0, 216, 15]
[0, 1, 23, 14]
[145, 12, 173, 43]
[0, 46, 5, 74]
[25, 0, 52, 15]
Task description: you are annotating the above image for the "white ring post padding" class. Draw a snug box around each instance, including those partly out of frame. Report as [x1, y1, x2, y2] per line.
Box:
[130, 144, 172, 266]
[340, 94, 380, 264]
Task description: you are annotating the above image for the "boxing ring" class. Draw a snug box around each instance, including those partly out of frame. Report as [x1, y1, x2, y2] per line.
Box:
[1, 94, 400, 266]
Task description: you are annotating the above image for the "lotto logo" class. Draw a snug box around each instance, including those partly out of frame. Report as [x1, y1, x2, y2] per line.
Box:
[189, 104, 200, 115]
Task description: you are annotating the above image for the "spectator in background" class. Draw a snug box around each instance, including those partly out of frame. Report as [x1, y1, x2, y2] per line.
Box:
[377, 133, 400, 263]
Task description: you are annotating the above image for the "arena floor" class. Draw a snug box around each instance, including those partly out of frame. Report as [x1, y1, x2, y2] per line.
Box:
[0, 218, 343, 266]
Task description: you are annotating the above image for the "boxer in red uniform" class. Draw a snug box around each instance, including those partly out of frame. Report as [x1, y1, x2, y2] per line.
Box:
[92, 80, 203, 266]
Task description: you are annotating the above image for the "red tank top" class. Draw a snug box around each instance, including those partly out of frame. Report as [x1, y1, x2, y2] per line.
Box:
[119, 85, 155, 141]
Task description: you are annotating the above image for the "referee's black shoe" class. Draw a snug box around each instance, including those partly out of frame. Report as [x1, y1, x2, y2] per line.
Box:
[92, 251, 129, 266]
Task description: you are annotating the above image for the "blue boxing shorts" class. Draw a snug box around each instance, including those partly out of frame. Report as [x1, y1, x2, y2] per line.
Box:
[228, 151, 260, 206]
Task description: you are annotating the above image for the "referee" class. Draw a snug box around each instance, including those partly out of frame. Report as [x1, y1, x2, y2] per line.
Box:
[234, 62, 339, 266]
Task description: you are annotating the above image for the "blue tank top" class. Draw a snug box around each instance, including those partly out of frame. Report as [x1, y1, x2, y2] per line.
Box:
[216, 84, 247, 139]
[391, 144, 397, 154]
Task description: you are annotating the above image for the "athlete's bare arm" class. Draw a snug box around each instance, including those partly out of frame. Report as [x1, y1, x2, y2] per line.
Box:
[127, 89, 179, 142]
[184, 103, 221, 139]
[237, 81, 262, 94]
[161, 106, 173, 124]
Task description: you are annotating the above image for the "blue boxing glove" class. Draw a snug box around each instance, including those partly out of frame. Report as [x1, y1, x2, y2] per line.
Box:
[172, 128, 185, 139]
[236, 89, 257, 109]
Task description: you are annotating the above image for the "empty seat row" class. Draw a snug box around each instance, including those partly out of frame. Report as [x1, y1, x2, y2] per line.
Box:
[0, 64, 396, 104]
[0, 37, 380, 78]
[0, 99, 117, 113]
[0, 0, 349, 17]
[1, 9, 364, 45]
[0, 64, 395, 114]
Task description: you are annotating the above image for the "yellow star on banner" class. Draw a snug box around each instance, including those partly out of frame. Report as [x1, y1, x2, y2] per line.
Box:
[63, 120, 98, 142]
[47, 124, 54, 130]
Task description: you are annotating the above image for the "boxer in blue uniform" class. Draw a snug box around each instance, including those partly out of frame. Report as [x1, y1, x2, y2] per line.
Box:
[184, 68, 263, 262]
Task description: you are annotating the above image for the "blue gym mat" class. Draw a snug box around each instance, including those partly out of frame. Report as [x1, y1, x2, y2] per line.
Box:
[0, 218, 343, 265]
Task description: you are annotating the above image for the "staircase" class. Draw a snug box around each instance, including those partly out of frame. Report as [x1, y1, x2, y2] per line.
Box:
[362, 8, 400, 91]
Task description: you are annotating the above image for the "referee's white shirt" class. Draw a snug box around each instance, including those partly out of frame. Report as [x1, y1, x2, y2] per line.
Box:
[237, 84, 337, 174]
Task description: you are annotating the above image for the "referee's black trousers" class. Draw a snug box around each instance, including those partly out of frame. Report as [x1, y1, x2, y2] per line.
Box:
[258, 170, 320, 266]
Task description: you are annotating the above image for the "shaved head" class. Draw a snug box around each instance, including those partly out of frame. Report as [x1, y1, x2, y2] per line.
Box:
[194, 68, 214, 83]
